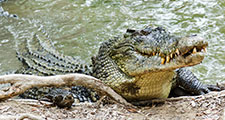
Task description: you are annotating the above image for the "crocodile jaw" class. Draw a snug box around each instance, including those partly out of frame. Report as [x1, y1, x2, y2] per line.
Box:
[113, 71, 175, 101]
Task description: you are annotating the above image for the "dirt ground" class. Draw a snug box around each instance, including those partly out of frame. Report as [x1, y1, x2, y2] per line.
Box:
[0, 90, 224, 120]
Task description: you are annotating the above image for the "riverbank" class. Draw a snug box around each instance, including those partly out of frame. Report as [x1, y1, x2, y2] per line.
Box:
[0, 90, 224, 120]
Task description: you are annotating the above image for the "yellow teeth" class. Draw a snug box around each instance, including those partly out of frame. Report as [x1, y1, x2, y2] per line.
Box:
[159, 52, 162, 57]
[166, 56, 170, 63]
[170, 53, 173, 59]
[203, 47, 207, 52]
[176, 49, 180, 55]
[158, 46, 207, 65]
[152, 52, 156, 56]
[193, 47, 197, 54]
[161, 58, 165, 64]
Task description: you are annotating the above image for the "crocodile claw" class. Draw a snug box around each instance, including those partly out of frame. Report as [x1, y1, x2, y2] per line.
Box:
[41, 88, 74, 108]
[197, 84, 221, 95]
[52, 94, 74, 108]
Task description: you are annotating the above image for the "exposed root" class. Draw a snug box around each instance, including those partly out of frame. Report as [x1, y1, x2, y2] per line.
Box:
[0, 74, 133, 107]
[0, 74, 225, 108]
[0, 74, 225, 119]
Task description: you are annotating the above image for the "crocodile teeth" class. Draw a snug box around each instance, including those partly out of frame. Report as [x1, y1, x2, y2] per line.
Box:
[152, 52, 156, 56]
[166, 56, 170, 63]
[176, 49, 180, 55]
[159, 52, 162, 57]
[192, 47, 197, 54]
[203, 47, 207, 52]
[170, 53, 173, 59]
[161, 58, 165, 64]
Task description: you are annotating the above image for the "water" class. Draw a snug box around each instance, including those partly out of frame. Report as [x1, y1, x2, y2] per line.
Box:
[0, 0, 224, 83]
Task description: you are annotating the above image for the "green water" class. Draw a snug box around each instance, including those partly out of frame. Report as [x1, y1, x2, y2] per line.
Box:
[0, 0, 225, 83]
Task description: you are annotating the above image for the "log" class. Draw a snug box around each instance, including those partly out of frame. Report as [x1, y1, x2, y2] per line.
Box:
[0, 74, 133, 106]
[0, 74, 224, 107]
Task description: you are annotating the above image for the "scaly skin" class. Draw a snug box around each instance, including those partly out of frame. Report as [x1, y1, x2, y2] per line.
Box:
[16, 26, 218, 103]
[15, 27, 97, 104]
[0, 8, 97, 104]
[0, 3, 219, 106]
[92, 27, 212, 101]
[16, 32, 92, 76]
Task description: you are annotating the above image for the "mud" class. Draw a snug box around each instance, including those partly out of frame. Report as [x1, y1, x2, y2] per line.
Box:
[0, 91, 224, 120]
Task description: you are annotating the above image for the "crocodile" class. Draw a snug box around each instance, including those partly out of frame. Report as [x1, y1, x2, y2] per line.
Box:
[0, 1, 220, 107]
[15, 25, 220, 104]
[91, 27, 219, 101]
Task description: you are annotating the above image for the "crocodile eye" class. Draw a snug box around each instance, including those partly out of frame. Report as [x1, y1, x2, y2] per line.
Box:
[126, 29, 136, 33]
[140, 30, 150, 35]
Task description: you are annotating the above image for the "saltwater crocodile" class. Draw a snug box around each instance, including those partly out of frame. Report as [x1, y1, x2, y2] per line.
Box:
[91, 27, 219, 101]
[0, 0, 220, 107]
[15, 25, 220, 104]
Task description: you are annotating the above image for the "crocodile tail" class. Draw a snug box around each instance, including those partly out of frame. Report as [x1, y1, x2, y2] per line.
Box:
[16, 31, 92, 76]
[1, 2, 91, 76]
[1, 4, 96, 104]
[6, 18, 91, 76]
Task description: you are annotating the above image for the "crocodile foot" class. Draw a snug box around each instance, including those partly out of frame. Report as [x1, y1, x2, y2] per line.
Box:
[197, 84, 222, 94]
[20, 86, 100, 108]
[170, 84, 222, 97]
[41, 88, 74, 108]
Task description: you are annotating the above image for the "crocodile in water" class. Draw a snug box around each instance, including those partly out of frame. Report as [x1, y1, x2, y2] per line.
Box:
[0, 1, 219, 107]
[16, 26, 220, 105]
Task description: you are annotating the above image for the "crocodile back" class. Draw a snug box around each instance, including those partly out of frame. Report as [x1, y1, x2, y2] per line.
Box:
[16, 31, 92, 76]
[0, 14, 93, 76]
[1, 14, 97, 103]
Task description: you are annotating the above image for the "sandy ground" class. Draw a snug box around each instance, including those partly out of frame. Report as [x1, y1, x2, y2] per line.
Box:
[0, 90, 225, 120]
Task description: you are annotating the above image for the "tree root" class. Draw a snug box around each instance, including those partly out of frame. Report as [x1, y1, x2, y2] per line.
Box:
[0, 74, 225, 108]
[0, 74, 133, 106]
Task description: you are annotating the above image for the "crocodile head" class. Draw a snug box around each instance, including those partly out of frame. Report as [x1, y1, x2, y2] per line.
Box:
[108, 26, 208, 76]
[93, 26, 208, 100]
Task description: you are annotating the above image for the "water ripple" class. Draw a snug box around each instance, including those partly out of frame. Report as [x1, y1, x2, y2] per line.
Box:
[0, 0, 224, 83]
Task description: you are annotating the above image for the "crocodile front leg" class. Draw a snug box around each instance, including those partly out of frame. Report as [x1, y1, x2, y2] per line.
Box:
[175, 68, 220, 95]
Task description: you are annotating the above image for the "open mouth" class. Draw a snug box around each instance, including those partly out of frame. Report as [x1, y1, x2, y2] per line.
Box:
[161, 46, 207, 64]
[136, 45, 207, 65]
[182, 46, 207, 58]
